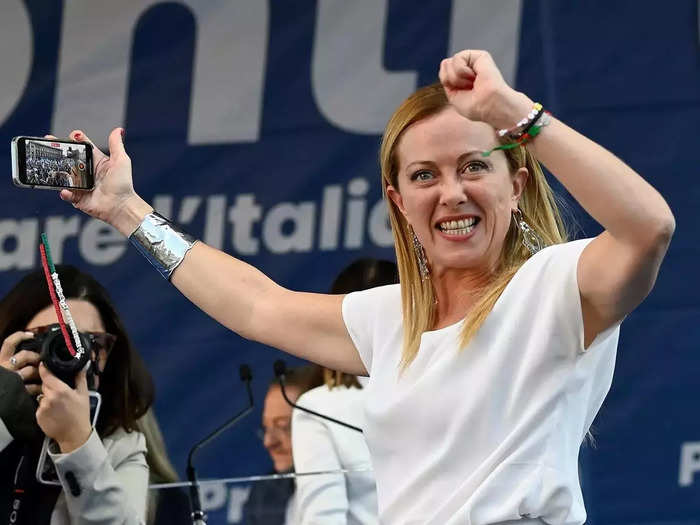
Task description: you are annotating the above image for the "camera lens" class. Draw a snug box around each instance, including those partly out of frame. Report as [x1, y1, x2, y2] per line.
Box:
[44, 330, 74, 363]
[39, 326, 90, 388]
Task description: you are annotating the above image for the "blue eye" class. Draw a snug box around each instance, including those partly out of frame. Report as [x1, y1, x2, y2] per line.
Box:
[461, 161, 489, 174]
[412, 170, 434, 182]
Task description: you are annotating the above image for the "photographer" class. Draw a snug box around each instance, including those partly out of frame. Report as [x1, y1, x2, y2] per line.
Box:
[0, 265, 154, 525]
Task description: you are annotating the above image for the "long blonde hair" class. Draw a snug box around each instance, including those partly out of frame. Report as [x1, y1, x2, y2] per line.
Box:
[379, 83, 568, 370]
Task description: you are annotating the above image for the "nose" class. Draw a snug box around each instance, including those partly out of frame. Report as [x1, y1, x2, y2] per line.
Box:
[263, 431, 278, 449]
[439, 175, 468, 208]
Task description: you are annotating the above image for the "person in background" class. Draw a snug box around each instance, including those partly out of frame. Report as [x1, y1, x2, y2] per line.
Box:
[0, 265, 154, 524]
[243, 364, 323, 524]
[292, 258, 398, 524]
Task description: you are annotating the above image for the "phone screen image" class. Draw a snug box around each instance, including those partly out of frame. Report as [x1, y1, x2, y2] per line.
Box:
[18, 137, 93, 189]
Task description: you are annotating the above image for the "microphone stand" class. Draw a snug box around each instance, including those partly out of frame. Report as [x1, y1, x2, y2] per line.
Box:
[186, 365, 254, 525]
[273, 360, 363, 433]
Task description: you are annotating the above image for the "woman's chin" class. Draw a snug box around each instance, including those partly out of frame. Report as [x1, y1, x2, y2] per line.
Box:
[431, 251, 486, 275]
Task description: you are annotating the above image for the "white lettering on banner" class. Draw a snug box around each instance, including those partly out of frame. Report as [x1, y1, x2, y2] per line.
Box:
[0, 219, 38, 271]
[0, 1, 32, 126]
[178, 196, 203, 224]
[6, 2, 525, 141]
[0, 181, 394, 270]
[201, 483, 227, 511]
[79, 220, 128, 265]
[263, 202, 316, 254]
[679, 441, 700, 486]
[312, 0, 418, 134]
[52, 0, 267, 146]
[152, 195, 174, 221]
[344, 178, 370, 248]
[204, 195, 227, 249]
[45, 216, 81, 264]
[228, 195, 262, 255]
[227, 486, 251, 523]
[368, 197, 394, 246]
[319, 185, 343, 250]
[197, 484, 250, 524]
[449, 0, 522, 86]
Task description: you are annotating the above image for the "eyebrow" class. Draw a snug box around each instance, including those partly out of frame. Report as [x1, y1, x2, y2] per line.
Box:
[404, 150, 487, 172]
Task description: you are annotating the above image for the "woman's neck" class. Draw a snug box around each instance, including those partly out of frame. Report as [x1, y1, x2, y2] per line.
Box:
[431, 266, 493, 329]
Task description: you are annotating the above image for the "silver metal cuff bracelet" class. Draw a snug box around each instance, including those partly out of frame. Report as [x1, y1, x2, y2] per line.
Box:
[129, 212, 197, 280]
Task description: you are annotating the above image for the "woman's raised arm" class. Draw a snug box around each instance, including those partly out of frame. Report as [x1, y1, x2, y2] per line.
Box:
[439, 50, 675, 346]
[59, 129, 366, 375]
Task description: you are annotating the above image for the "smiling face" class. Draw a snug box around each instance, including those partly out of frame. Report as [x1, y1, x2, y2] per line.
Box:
[386, 107, 528, 277]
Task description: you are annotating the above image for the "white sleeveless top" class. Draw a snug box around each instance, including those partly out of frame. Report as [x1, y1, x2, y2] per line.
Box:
[342, 239, 620, 524]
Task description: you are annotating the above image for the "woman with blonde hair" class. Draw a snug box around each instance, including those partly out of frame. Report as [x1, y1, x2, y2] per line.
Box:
[57, 49, 674, 523]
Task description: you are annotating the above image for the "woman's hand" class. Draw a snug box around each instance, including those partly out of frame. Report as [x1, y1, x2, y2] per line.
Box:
[36, 363, 92, 453]
[0, 331, 42, 396]
[438, 49, 532, 131]
[56, 128, 152, 236]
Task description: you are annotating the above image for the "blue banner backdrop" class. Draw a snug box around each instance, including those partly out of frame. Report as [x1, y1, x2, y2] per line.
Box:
[0, 1, 698, 522]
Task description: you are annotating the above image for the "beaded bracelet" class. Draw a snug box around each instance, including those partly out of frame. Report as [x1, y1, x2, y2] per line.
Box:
[482, 110, 552, 157]
[497, 102, 544, 140]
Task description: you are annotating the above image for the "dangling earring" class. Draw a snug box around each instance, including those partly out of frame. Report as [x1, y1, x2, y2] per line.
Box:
[410, 226, 430, 281]
[512, 208, 543, 255]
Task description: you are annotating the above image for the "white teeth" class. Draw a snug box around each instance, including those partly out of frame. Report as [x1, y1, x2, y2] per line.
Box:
[439, 217, 477, 232]
[443, 225, 474, 235]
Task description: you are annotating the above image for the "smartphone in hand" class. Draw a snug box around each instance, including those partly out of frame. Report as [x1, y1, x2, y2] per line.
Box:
[11, 136, 94, 191]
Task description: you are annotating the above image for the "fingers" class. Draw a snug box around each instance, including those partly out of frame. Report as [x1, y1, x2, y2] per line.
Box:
[59, 189, 75, 202]
[68, 129, 109, 164]
[0, 331, 35, 366]
[455, 49, 490, 70]
[38, 362, 68, 392]
[17, 365, 39, 382]
[13, 349, 41, 382]
[75, 366, 88, 395]
[440, 55, 475, 90]
[59, 188, 85, 207]
[25, 384, 42, 397]
[107, 127, 126, 159]
[11, 350, 41, 369]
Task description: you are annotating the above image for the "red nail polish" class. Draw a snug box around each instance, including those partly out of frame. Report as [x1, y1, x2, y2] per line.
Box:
[120, 129, 125, 139]
[74, 132, 82, 140]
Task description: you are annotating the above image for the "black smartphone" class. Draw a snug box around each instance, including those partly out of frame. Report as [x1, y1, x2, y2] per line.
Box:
[11, 136, 94, 190]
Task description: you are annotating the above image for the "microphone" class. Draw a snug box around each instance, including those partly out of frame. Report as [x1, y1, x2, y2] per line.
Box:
[273, 359, 363, 433]
[186, 364, 254, 525]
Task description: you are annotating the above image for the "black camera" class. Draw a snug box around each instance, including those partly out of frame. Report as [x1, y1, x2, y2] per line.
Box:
[16, 324, 93, 389]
